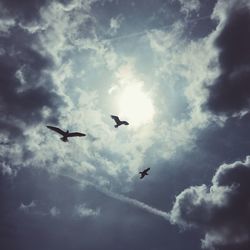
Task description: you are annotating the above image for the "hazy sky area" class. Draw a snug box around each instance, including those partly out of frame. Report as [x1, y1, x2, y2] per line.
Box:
[1, 0, 250, 249]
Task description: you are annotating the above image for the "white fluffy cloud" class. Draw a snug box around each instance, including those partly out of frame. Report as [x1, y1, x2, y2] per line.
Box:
[177, 0, 201, 16]
[145, 19, 217, 159]
[170, 156, 250, 249]
[109, 15, 124, 35]
[74, 203, 100, 217]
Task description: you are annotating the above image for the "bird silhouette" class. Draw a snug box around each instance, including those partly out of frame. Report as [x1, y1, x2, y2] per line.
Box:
[46, 126, 86, 142]
[139, 168, 150, 179]
[110, 115, 129, 128]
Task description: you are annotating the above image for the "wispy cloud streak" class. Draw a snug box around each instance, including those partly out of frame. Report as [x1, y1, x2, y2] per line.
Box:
[58, 172, 170, 221]
[104, 15, 211, 42]
[96, 186, 170, 221]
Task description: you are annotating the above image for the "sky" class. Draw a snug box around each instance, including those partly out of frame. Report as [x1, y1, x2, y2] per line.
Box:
[1, 0, 250, 249]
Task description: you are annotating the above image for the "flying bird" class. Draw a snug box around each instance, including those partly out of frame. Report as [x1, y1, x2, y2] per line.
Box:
[139, 168, 150, 179]
[46, 126, 86, 142]
[110, 115, 129, 128]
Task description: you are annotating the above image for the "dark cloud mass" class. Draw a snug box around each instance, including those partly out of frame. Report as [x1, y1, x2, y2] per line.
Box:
[207, 4, 250, 115]
[0, 0, 64, 179]
[0, 0, 69, 22]
[0, 0, 48, 23]
[0, 6, 63, 138]
[170, 157, 250, 250]
[171, 4, 250, 248]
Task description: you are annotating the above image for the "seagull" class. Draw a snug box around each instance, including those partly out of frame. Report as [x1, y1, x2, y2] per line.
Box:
[46, 126, 86, 142]
[139, 168, 150, 179]
[110, 115, 129, 128]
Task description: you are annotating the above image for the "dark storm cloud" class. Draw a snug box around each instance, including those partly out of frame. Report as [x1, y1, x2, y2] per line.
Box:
[0, 0, 65, 182]
[206, 3, 250, 115]
[0, 7, 64, 139]
[170, 156, 250, 250]
[0, 0, 71, 22]
[0, 0, 48, 21]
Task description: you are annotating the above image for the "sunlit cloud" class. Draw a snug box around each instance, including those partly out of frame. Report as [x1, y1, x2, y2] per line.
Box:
[49, 206, 61, 217]
[117, 84, 155, 128]
[74, 203, 100, 217]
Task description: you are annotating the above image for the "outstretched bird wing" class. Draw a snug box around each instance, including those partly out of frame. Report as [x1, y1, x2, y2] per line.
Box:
[68, 132, 86, 137]
[47, 126, 65, 136]
[110, 115, 121, 124]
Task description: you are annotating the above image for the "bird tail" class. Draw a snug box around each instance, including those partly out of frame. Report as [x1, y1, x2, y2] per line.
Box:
[114, 125, 119, 128]
[60, 137, 68, 142]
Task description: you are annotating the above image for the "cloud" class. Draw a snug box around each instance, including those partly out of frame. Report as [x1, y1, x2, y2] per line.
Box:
[58, 172, 170, 221]
[170, 156, 250, 250]
[3, 2, 246, 249]
[145, 18, 217, 159]
[19, 200, 36, 212]
[19, 200, 60, 217]
[98, 186, 170, 221]
[0, 1, 67, 179]
[0, 28, 62, 133]
[15, 0, 218, 192]
[74, 203, 100, 217]
[176, 0, 201, 16]
[206, 1, 250, 117]
[1, 162, 16, 176]
[0, 0, 48, 22]
[49, 206, 60, 217]
[109, 15, 124, 35]
[0, 17, 15, 34]
[0, 0, 228, 203]
[0, 0, 216, 190]
[0, 0, 66, 141]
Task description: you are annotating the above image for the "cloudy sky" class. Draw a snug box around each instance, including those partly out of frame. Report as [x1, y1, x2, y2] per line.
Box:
[1, 0, 250, 249]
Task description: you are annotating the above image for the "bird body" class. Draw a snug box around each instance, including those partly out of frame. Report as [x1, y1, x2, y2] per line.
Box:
[110, 115, 129, 128]
[139, 168, 150, 179]
[46, 126, 86, 142]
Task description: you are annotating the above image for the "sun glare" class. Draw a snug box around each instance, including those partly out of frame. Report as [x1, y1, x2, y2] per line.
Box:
[118, 84, 155, 128]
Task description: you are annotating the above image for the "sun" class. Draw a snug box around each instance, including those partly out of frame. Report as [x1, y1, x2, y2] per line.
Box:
[117, 84, 155, 128]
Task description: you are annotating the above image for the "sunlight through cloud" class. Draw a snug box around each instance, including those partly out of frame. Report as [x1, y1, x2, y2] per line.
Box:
[118, 83, 155, 128]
